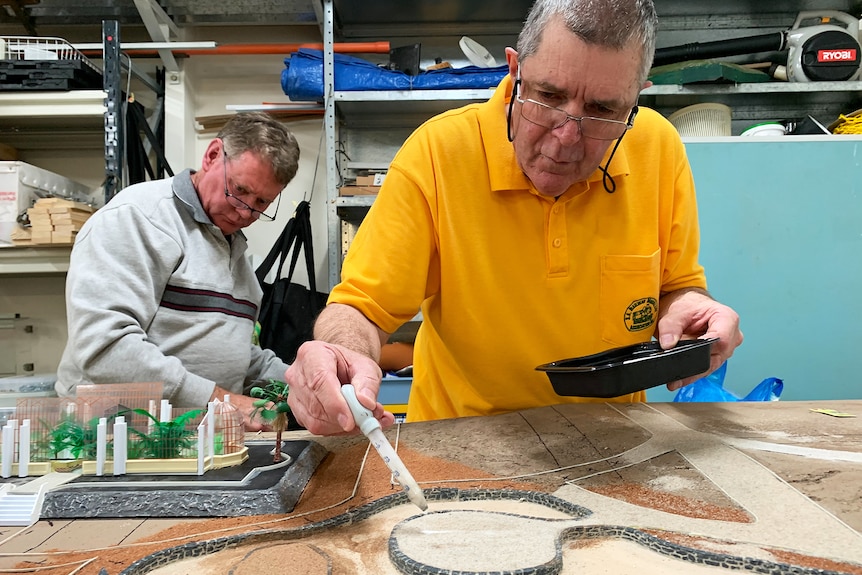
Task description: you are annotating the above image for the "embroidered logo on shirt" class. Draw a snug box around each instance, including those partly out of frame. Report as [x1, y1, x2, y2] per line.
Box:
[624, 297, 657, 332]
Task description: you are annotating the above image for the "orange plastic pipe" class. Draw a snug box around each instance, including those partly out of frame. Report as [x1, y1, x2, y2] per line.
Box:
[80, 42, 390, 58]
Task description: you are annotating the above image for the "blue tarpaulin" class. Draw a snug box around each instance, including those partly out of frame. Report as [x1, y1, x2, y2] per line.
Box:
[281, 48, 508, 101]
[673, 361, 784, 402]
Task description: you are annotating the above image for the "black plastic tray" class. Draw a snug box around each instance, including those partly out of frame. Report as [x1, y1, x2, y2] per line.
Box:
[536, 338, 718, 398]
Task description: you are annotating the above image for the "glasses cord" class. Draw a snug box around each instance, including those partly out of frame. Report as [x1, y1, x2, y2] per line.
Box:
[598, 132, 627, 194]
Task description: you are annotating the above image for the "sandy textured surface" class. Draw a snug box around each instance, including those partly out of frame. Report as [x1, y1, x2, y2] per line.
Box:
[0, 400, 859, 575]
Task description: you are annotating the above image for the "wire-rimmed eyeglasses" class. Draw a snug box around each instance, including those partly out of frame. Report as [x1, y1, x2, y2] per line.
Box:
[516, 95, 637, 140]
[223, 150, 280, 221]
[506, 75, 638, 142]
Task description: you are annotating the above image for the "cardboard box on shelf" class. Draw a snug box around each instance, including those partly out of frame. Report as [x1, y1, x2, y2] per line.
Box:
[338, 185, 380, 196]
[355, 173, 386, 186]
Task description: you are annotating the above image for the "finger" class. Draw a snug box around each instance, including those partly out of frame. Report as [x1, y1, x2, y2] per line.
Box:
[666, 359, 716, 392]
[658, 331, 680, 350]
[665, 379, 684, 391]
[288, 345, 358, 435]
[667, 355, 722, 392]
[287, 392, 349, 436]
[371, 403, 397, 429]
[244, 419, 265, 432]
[378, 411, 396, 428]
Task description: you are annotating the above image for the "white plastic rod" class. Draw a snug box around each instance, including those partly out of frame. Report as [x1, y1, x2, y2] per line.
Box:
[113, 417, 127, 476]
[341, 384, 427, 511]
[96, 418, 107, 476]
[18, 420, 29, 478]
[1, 424, 12, 478]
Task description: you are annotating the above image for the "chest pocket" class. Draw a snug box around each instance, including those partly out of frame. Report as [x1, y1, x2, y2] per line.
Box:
[600, 249, 661, 347]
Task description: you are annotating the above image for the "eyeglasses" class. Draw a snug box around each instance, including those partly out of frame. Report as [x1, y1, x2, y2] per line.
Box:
[223, 151, 280, 221]
[516, 95, 637, 140]
[506, 72, 638, 141]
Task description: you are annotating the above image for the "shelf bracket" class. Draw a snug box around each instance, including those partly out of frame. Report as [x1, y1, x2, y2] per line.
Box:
[323, 0, 341, 290]
[131, 0, 180, 73]
[103, 20, 124, 203]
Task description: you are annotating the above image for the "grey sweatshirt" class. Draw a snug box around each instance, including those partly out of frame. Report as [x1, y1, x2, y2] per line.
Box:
[56, 169, 288, 407]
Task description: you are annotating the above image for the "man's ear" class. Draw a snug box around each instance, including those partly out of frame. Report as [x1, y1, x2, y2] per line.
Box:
[201, 138, 223, 170]
[504, 47, 518, 78]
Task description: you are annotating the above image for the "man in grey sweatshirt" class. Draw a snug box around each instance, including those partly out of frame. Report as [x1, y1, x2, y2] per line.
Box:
[57, 112, 300, 430]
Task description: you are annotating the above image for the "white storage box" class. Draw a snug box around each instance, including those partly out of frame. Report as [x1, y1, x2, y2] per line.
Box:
[0, 161, 97, 246]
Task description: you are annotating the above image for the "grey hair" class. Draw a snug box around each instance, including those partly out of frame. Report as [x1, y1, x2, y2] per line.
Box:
[516, 0, 658, 85]
[217, 111, 301, 186]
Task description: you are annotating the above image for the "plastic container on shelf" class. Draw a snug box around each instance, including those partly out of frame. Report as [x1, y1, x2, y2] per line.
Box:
[668, 103, 732, 137]
[741, 122, 787, 137]
[0, 35, 100, 71]
[0, 373, 57, 393]
[0, 373, 58, 408]
[0, 161, 96, 246]
[459, 36, 497, 67]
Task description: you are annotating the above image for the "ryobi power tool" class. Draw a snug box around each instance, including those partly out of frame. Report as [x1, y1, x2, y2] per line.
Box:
[653, 10, 862, 82]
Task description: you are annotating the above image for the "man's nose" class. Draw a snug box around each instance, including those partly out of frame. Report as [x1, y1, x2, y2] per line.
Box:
[553, 116, 583, 143]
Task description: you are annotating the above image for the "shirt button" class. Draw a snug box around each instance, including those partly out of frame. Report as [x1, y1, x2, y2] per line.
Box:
[553, 238, 562, 248]
[553, 205, 560, 214]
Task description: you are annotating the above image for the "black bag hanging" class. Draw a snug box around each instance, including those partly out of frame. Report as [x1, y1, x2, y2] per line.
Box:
[255, 200, 328, 363]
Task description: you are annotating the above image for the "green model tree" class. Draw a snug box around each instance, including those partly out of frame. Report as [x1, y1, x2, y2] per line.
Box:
[249, 379, 291, 463]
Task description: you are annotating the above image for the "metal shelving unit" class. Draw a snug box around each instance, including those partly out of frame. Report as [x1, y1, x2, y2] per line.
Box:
[0, 246, 73, 276]
[0, 89, 107, 151]
[0, 20, 168, 273]
[0, 89, 105, 272]
[0, 24, 119, 273]
[321, 0, 862, 288]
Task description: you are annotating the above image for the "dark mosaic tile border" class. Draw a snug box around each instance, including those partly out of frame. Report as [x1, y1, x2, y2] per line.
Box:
[110, 488, 859, 575]
[390, 516, 862, 575]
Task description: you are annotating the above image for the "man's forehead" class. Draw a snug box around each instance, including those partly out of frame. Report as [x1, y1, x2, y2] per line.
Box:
[519, 62, 636, 110]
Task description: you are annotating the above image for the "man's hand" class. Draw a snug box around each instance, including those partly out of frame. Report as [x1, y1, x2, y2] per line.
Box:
[285, 340, 395, 436]
[657, 288, 743, 391]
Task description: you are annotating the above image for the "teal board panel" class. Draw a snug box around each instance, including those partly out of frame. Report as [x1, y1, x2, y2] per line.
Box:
[647, 139, 862, 402]
[379, 375, 412, 405]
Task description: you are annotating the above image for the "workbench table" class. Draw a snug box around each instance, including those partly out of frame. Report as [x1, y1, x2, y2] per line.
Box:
[0, 399, 859, 575]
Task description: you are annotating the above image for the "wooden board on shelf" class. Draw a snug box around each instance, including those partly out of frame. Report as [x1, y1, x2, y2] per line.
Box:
[338, 185, 380, 196]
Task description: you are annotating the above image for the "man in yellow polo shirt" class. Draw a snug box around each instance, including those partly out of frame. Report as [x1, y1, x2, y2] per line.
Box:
[285, 0, 743, 433]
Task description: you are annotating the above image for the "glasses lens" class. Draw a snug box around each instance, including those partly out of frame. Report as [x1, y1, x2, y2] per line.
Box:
[225, 192, 268, 220]
[580, 118, 628, 140]
[520, 99, 560, 129]
[520, 98, 628, 140]
[258, 194, 279, 221]
[257, 208, 276, 221]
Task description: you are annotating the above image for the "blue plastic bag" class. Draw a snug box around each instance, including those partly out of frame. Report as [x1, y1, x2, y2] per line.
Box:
[673, 361, 783, 402]
[281, 48, 509, 101]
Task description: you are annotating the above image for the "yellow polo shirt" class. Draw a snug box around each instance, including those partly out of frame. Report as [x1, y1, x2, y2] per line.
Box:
[331, 75, 707, 422]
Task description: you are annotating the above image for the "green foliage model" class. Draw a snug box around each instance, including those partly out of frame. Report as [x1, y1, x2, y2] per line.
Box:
[123, 408, 204, 459]
[38, 414, 105, 461]
[250, 379, 291, 463]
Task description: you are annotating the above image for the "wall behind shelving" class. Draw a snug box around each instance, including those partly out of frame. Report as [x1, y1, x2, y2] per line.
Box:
[0, 276, 67, 376]
[0, 23, 327, 376]
[648, 138, 862, 402]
